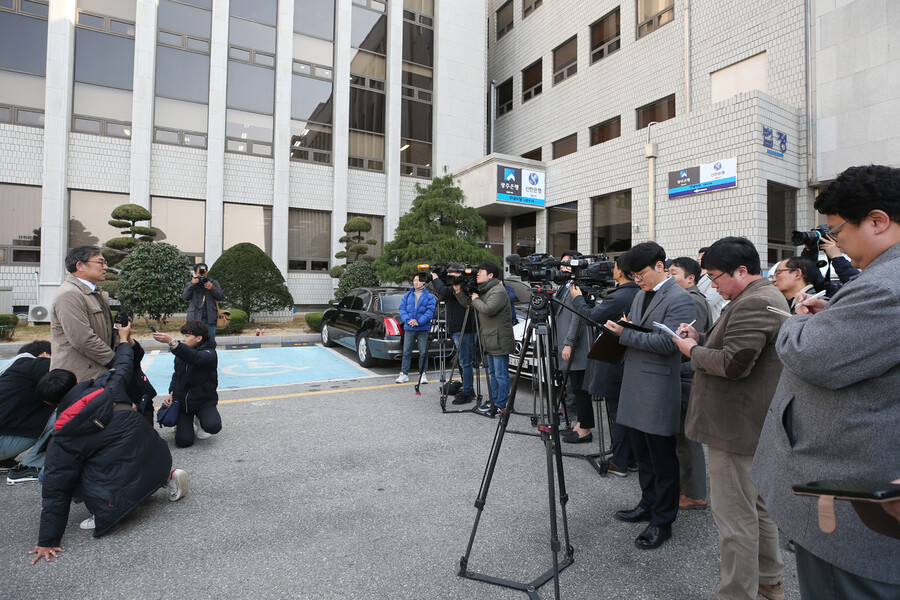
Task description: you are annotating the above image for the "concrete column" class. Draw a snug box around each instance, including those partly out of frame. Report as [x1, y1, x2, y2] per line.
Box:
[578, 196, 592, 255]
[534, 209, 547, 253]
[331, 0, 351, 262]
[205, 0, 229, 264]
[383, 0, 403, 237]
[129, 0, 158, 209]
[40, 0, 77, 302]
[271, 0, 294, 274]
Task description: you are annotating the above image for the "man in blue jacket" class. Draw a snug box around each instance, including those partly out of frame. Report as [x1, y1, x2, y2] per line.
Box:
[396, 273, 436, 384]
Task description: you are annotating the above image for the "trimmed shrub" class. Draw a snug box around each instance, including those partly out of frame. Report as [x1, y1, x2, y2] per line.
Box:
[117, 242, 193, 323]
[221, 308, 248, 334]
[0, 314, 16, 341]
[334, 261, 380, 301]
[304, 312, 323, 332]
[208, 243, 294, 319]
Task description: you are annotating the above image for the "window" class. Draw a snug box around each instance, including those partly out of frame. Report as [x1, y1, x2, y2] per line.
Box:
[68, 190, 129, 251]
[592, 190, 631, 255]
[348, 213, 383, 258]
[522, 147, 542, 161]
[496, 78, 512, 116]
[402, 18, 433, 67]
[767, 181, 798, 264]
[223, 203, 272, 255]
[521, 59, 542, 103]
[479, 216, 505, 259]
[710, 52, 768, 104]
[590, 116, 621, 146]
[150, 196, 206, 261]
[0, 184, 41, 265]
[636, 0, 674, 39]
[349, 1, 388, 171]
[496, 0, 512, 39]
[0, 2, 48, 128]
[553, 37, 577, 85]
[294, 0, 334, 40]
[548, 202, 577, 259]
[511, 213, 536, 257]
[288, 208, 330, 271]
[552, 133, 577, 159]
[522, 0, 541, 18]
[636, 94, 675, 129]
[351, 5, 386, 55]
[590, 8, 620, 63]
[291, 68, 333, 164]
[401, 7, 433, 177]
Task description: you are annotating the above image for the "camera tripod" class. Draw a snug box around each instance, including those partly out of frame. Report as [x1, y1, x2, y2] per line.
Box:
[436, 302, 491, 414]
[458, 288, 574, 600]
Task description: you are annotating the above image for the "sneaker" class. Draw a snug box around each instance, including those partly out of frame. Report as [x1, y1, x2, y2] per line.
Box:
[167, 468, 189, 501]
[606, 461, 629, 477]
[679, 494, 708, 510]
[418, 373, 428, 384]
[395, 372, 409, 383]
[758, 581, 785, 600]
[475, 402, 497, 417]
[79, 515, 95, 530]
[195, 417, 211, 440]
[627, 462, 639, 472]
[0, 458, 17, 473]
[6, 464, 40, 485]
[452, 392, 475, 405]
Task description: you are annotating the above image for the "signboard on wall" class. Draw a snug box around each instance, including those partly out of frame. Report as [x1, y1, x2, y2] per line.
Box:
[667, 158, 737, 199]
[496, 165, 545, 206]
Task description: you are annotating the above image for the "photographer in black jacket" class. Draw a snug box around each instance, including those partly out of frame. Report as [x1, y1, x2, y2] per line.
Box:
[799, 231, 860, 296]
[432, 263, 477, 404]
[1, 341, 53, 484]
[182, 263, 224, 340]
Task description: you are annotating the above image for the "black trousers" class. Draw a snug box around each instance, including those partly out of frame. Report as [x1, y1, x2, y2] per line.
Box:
[606, 399, 633, 468]
[566, 370, 593, 429]
[628, 428, 679, 527]
[175, 403, 222, 448]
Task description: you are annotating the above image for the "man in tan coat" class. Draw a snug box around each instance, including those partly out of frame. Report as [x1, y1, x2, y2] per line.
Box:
[50, 247, 115, 382]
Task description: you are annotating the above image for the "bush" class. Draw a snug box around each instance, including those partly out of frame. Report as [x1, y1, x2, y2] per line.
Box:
[220, 308, 248, 335]
[0, 314, 16, 341]
[208, 243, 294, 319]
[117, 242, 193, 323]
[334, 262, 379, 301]
[304, 312, 323, 332]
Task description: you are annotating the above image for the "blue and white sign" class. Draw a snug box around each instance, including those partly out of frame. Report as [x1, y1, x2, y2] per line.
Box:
[762, 125, 788, 158]
[496, 165, 546, 206]
[667, 157, 737, 199]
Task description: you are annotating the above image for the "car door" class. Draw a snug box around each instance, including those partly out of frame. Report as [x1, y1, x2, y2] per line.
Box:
[331, 291, 359, 343]
[349, 290, 371, 339]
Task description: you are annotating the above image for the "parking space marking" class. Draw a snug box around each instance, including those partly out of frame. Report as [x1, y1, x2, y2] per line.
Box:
[218, 380, 416, 405]
[321, 345, 382, 377]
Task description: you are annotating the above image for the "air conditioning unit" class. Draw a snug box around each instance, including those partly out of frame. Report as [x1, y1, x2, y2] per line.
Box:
[28, 304, 51, 324]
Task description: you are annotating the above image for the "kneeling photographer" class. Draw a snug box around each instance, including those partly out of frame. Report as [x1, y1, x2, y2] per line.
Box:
[182, 263, 224, 340]
[456, 262, 514, 417]
[431, 263, 477, 404]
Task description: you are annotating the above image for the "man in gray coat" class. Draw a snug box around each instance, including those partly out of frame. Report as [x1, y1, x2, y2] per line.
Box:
[50, 247, 115, 382]
[182, 263, 224, 339]
[674, 238, 789, 600]
[752, 165, 900, 599]
[604, 242, 695, 550]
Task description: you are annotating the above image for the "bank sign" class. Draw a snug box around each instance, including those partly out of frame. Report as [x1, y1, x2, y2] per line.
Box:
[496, 166, 545, 206]
[667, 158, 737, 199]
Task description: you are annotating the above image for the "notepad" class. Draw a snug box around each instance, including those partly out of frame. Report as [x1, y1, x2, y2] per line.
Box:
[652, 321, 679, 338]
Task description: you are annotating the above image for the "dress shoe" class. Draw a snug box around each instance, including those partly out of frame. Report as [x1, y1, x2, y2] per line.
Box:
[562, 430, 593, 444]
[627, 462, 639, 472]
[615, 506, 651, 523]
[634, 524, 672, 550]
[758, 581, 785, 600]
[451, 392, 475, 405]
[606, 461, 628, 477]
[678, 494, 708, 510]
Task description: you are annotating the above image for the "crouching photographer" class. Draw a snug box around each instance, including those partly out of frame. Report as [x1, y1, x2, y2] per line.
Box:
[793, 225, 860, 296]
[182, 263, 224, 340]
[431, 263, 477, 404]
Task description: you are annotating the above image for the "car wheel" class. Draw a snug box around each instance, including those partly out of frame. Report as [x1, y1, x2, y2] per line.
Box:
[356, 334, 377, 367]
[321, 323, 336, 347]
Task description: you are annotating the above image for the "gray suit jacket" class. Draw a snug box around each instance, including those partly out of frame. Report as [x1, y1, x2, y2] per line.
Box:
[751, 243, 900, 584]
[553, 283, 589, 371]
[617, 278, 696, 436]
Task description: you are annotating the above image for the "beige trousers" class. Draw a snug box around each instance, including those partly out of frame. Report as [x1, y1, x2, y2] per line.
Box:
[708, 446, 784, 600]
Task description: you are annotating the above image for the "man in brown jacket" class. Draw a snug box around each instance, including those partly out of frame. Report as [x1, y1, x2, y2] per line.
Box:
[673, 237, 790, 600]
[50, 247, 116, 382]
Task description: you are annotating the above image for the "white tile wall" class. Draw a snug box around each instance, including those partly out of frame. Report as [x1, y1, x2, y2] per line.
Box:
[0, 125, 44, 185]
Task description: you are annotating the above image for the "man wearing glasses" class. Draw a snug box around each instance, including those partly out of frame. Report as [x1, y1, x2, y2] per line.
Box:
[50, 247, 116, 382]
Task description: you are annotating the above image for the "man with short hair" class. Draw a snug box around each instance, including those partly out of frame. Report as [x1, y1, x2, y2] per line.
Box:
[696, 246, 728, 322]
[432, 263, 477, 404]
[752, 164, 900, 599]
[50, 246, 115, 382]
[769, 256, 817, 313]
[182, 262, 224, 340]
[457, 262, 514, 418]
[604, 242, 695, 550]
[1, 341, 53, 484]
[674, 237, 789, 600]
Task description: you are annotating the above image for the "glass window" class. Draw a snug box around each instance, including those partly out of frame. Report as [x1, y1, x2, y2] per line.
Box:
[522, 59, 542, 103]
[548, 202, 577, 259]
[400, 139, 431, 178]
[73, 82, 132, 122]
[20, 1, 49, 18]
[68, 190, 129, 250]
[77, 0, 135, 22]
[351, 6, 386, 55]
[553, 36, 577, 85]
[636, 94, 675, 129]
[0, 11, 47, 75]
[0, 71, 45, 111]
[223, 203, 272, 255]
[294, 0, 334, 40]
[348, 130, 384, 171]
[637, 0, 674, 39]
[347, 213, 383, 258]
[230, 0, 277, 26]
[0, 184, 41, 265]
[226, 109, 273, 142]
[401, 98, 431, 142]
[288, 208, 331, 271]
[290, 120, 332, 164]
[229, 16, 276, 53]
[590, 116, 621, 146]
[496, 78, 512, 116]
[403, 0, 433, 16]
[294, 33, 333, 66]
[479, 216, 505, 259]
[348, 87, 385, 134]
[511, 213, 536, 257]
[496, 0, 512, 39]
[74, 28, 134, 90]
[155, 46, 210, 103]
[150, 196, 206, 259]
[291, 75, 333, 124]
[590, 8, 620, 63]
[227, 61, 275, 114]
[157, 0, 210, 39]
[552, 133, 577, 159]
[592, 190, 631, 255]
[767, 181, 797, 253]
[402, 20, 432, 67]
[350, 49, 385, 81]
[155, 96, 208, 134]
[521, 147, 542, 161]
[522, 0, 541, 18]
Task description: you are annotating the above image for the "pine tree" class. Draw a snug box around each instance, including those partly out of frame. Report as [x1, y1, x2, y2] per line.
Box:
[375, 175, 497, 283]
[330, 216, 378, 278]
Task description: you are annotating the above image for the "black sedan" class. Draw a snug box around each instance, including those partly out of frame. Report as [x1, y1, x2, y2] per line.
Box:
[320, 287, 441, 368]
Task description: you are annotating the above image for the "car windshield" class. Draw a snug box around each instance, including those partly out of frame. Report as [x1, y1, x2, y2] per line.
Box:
[377, 294, 403, 312]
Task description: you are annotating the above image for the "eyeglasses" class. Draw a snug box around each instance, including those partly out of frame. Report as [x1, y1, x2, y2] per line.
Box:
[631, 266, 653, 282]
[769, 268, 797, 278]
[707, 270, 728, 285]
[83, 259, 108, 266]
[827, 219, 849, 237]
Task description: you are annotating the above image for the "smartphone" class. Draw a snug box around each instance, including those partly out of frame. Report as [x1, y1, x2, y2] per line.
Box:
[148, 324, 157, 333]
[793, 480, 900, 501]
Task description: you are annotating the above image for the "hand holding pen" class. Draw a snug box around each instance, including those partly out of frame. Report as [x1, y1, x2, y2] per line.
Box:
[795, 290, 828, 315]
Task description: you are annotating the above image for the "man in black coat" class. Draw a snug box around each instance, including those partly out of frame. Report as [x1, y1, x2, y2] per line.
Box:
[29, 323, 188, 564]
[1, 341, 53, 483]
[432, 264, 478, 404]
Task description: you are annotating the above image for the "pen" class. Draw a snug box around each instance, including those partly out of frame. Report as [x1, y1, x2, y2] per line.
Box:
[801, 290, 827, 305]
[686, 319, 696, 329]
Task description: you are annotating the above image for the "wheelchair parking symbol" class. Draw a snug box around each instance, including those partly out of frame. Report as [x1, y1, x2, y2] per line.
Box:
[221, 357, 311, 377]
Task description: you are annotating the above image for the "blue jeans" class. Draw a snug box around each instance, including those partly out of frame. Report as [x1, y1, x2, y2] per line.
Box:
[202, 317, 217, 340]
[401, 330, 429, 374]
[0, 410, 56, 467]
[486, 354, 510, 409]
[451, 332, 475, 394]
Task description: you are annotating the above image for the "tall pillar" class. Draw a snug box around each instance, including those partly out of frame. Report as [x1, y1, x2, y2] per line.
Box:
[271, 0, 295, 274]
[383, 0, 403, 237]
[331, 0, 351, 262]
[129, 0, 158, 209]
[205, 0, 230, 264]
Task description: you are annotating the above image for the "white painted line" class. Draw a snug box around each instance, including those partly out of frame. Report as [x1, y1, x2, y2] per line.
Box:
[321, 344, 382, 377]
[140, 349, 160, 371]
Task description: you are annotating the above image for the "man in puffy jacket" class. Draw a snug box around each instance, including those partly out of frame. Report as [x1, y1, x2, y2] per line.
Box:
[396, 273, 436, 384]
[29, 322, 188, 564]
[1, 341, 53, 484]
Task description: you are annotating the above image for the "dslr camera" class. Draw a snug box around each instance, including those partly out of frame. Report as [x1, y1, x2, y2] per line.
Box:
[196, 265, 209, 285]
[791, 224, 833, 250]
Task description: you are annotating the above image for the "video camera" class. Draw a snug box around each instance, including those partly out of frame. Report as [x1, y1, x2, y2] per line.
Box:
[419, 263, 479, 295]
[113, 307, 131, 328]
[506, 253, 616, 297]
[791, 224, 833, 250]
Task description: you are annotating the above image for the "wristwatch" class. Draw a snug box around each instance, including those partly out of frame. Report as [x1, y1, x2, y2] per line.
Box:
[169, 340, 179, 349]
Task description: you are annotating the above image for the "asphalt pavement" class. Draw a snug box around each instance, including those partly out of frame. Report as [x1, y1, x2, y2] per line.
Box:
[1, 345, 800, 600]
